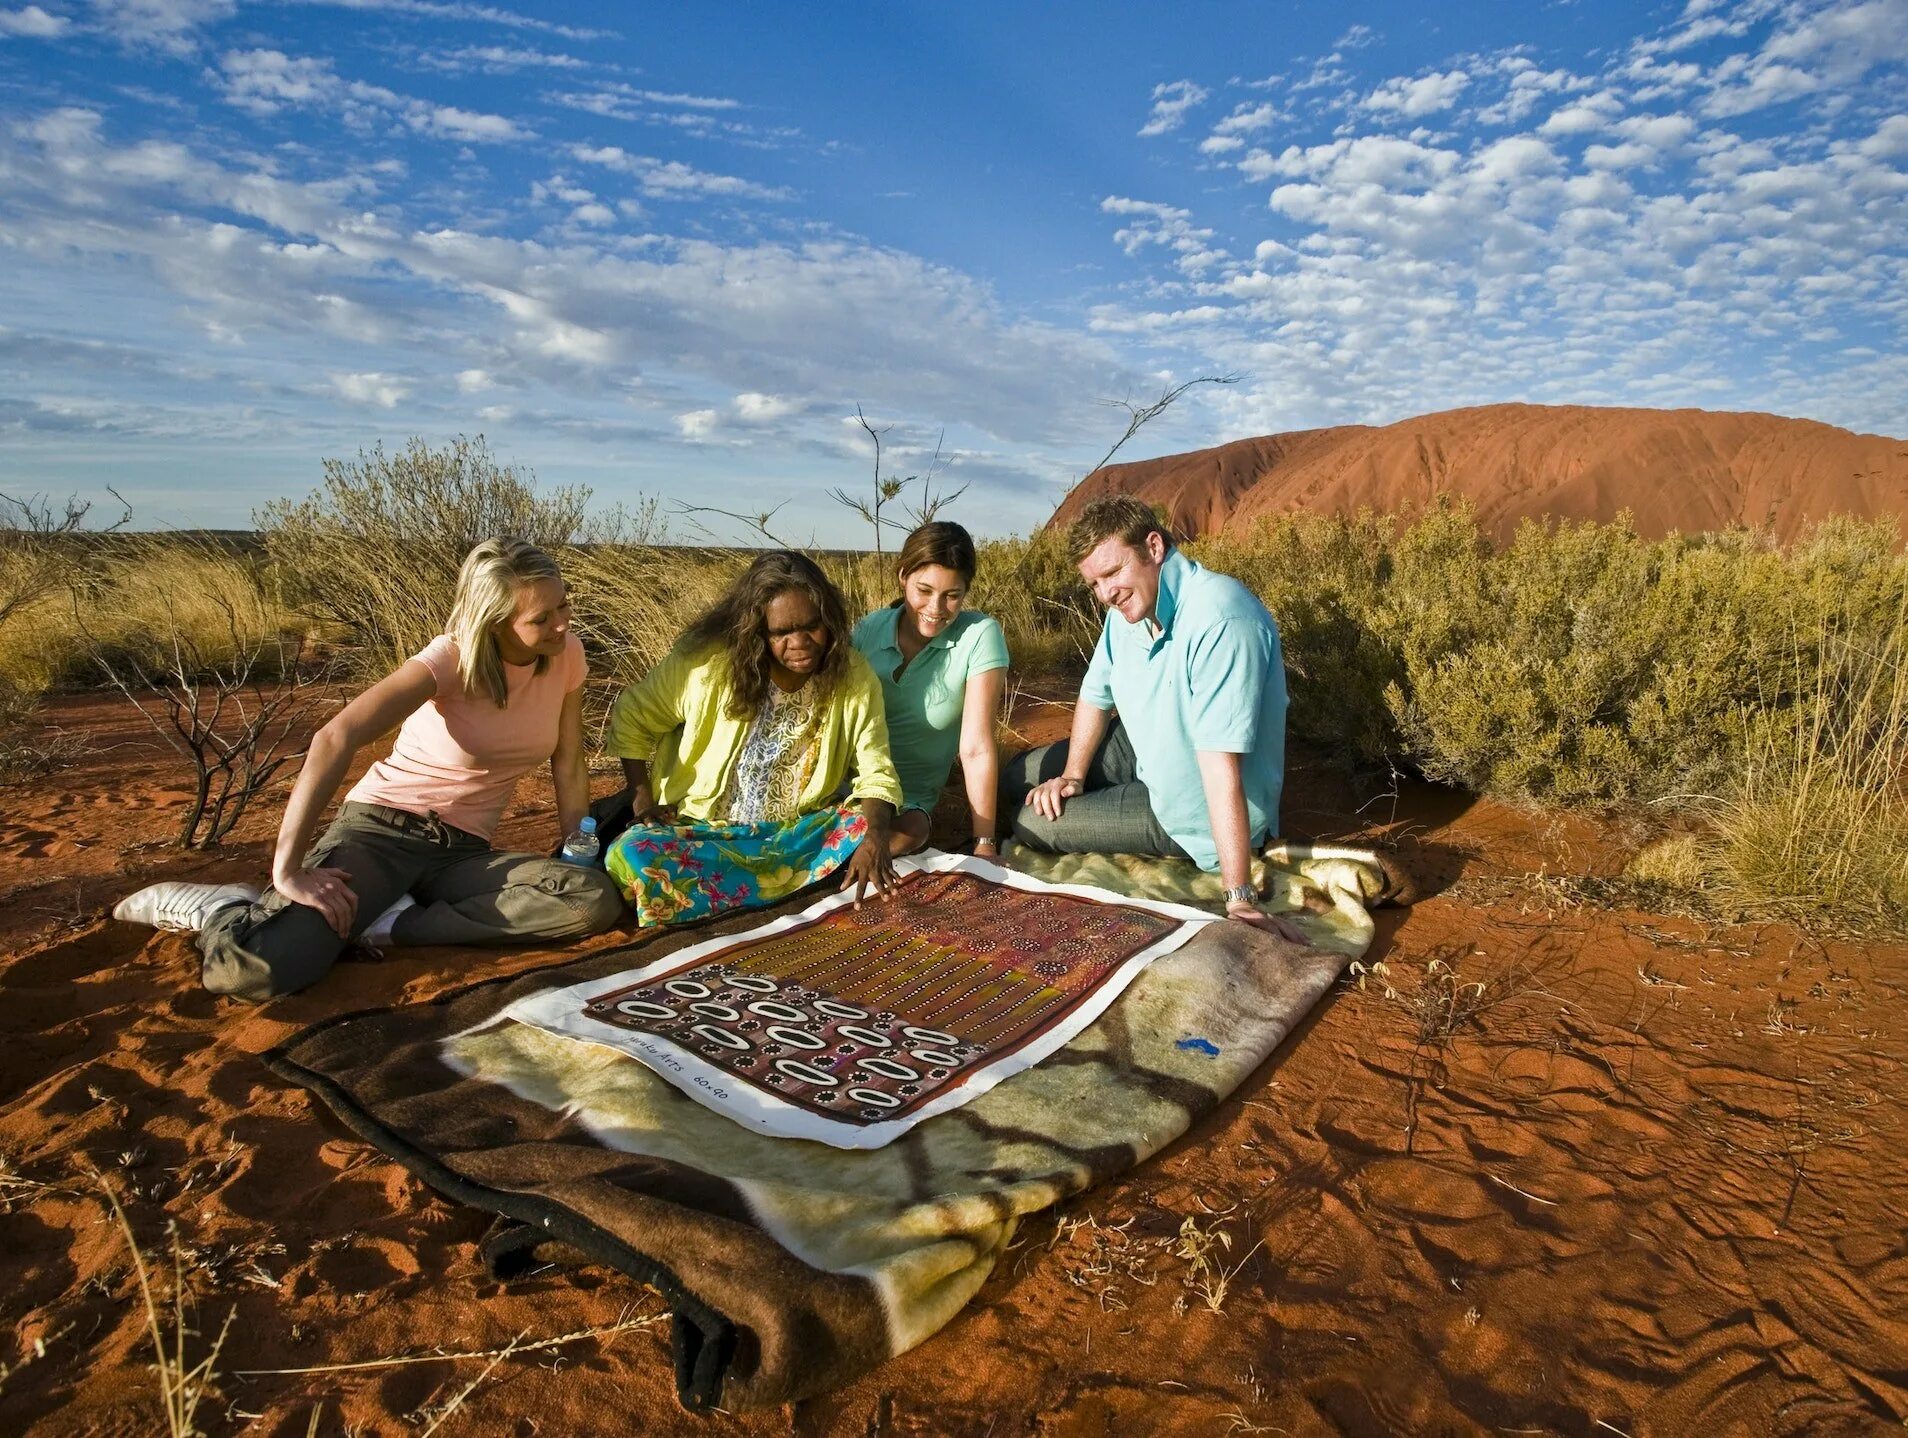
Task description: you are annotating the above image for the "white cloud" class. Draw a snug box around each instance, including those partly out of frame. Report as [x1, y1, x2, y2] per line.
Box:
[1101, 196, 1227, 274]
[310, 0, 612, 43]
[1363, 69, 1471, 118]
[409, 103, 524, 142]
[0, 107, 1135, 477]
[675, 407, 718, 440]
[212, 47, 526, 141]
[330, 371, 408, 407]
[1701, 0, 1908, 116]
[1540, 91, 1625, 135]
[633, 90, 739, 110]
[91, 0, 234, 52]
[733, 391, 797, 422]
[1096, 20, 1908, 444]
[419, 44, 586, 72]
[215, 49, 343, 115]
[571, 144, 789, 200]
[1138, 79, 1209, 137]
[0, 5, 69, 36]
[455, 368, 492, 391]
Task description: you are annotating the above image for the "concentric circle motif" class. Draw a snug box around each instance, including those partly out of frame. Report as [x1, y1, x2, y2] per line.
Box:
[774, 1059, 839, 1087]
[615, 1000, 674, 1020]
[765, 1025, 825, 1051]
[747, 1000, 808, 1023]
[901, 1025, 958, 1045]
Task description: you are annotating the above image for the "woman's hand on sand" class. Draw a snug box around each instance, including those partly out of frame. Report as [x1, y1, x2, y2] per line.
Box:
[840, 838, 898, 909]
[278, 866, 359, 938]
[1226, 902, 1307, 945]
[1024, 775, 1083, 821]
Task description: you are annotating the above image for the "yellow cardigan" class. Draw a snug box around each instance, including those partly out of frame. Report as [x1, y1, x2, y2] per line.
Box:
[604, 641, 904, 821]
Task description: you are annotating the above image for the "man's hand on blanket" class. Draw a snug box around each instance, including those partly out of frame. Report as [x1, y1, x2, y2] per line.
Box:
[1226, 902, 1309, 945]
[840, 837, 898, 909]
[278, 865, 360, 937]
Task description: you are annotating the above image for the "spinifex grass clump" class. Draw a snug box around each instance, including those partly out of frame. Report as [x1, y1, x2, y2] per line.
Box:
[1714, 600, 1908, 931]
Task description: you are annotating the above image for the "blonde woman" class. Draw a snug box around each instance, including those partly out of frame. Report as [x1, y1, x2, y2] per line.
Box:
[114, 537, 625, 1000]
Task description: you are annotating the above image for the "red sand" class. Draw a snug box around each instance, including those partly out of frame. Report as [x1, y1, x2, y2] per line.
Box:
[1052, 403, 1908, 546]
[3, 691, 1906, 1435]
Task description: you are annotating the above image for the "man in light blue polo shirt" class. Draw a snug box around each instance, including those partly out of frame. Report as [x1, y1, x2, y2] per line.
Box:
[1003, 496, 1291, 934]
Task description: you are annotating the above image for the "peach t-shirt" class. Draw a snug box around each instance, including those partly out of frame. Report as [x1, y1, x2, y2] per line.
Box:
[345, 633, 585, 842]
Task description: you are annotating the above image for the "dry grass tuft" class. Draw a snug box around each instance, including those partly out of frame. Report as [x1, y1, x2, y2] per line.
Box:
[92, 1173, 235, 1438]
[1170, 1214, 1262, 1316]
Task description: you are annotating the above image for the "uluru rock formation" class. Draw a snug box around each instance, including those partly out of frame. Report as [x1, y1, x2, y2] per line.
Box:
[1052, 404, 1908, 545]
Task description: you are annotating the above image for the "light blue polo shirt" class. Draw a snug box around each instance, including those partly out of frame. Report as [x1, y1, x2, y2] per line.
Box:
[1078, 549, 1286, 870]
[851, 606, 1010, 813]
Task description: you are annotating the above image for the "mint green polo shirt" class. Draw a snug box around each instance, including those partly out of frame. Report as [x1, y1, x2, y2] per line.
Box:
[851, 606, 1010, 813]
[1078, 549, 1287, 870]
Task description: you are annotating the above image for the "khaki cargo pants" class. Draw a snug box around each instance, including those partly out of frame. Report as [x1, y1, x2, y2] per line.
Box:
[199, 801, 625, 1003]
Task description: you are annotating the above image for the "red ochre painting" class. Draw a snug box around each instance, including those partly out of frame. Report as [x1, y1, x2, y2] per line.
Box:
[579, 870, 1182, 1125]
[499, 857, 1209, 1146]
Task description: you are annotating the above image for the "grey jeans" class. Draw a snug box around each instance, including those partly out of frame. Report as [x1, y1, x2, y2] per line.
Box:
[199, 801, 626, 1003]
[1000, 722, 1190, 861]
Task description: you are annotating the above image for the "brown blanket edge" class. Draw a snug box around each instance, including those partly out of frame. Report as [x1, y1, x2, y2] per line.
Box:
[259, 1044, 739, 1411]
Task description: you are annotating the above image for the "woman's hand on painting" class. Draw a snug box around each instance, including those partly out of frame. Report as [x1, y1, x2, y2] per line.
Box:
[277, 865, 360, 938]
[840, 836, 898, 909]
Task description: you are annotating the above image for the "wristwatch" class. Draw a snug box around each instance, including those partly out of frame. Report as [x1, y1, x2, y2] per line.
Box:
[1221, 883, 1257, 908]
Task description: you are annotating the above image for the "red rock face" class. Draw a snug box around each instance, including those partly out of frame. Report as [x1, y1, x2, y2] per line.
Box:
[1052, 403, 1908, 545]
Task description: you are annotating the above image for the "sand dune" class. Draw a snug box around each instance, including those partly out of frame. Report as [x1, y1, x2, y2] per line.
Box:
[4, 694, 1906, 1433]
[1053, 403, 1908, 544]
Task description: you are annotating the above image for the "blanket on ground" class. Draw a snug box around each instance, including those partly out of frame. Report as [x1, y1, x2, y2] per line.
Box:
[268, 841, 1396, 1410]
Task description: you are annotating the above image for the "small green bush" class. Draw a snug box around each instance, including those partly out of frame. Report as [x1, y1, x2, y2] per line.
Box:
[257, 436, 612, 677]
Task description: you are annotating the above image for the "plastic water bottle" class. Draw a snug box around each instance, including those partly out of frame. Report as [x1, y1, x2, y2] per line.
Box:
[560, 815, 600, 866]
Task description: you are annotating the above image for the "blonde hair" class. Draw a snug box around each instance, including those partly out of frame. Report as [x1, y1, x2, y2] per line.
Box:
[444, 537, 564, 707]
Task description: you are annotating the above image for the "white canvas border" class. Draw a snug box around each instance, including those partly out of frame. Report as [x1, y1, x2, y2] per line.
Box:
[488, 850, 1215, 1151]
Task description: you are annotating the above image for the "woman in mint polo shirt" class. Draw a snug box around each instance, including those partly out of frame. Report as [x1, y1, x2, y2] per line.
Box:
[851, 522, 1010, 857]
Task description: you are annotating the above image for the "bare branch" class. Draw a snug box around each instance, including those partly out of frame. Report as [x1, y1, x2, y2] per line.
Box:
[668, 499, 791, 548]
[1083, 374, 1240, 481]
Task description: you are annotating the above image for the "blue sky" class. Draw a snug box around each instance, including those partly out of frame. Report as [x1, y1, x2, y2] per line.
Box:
[1, 0, 1903, 543]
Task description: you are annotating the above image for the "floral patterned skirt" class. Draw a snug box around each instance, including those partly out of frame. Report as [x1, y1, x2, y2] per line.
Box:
[606, 803, 869, 929]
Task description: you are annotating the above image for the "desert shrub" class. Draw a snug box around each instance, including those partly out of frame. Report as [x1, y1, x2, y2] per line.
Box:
[256, 436, 635, 677]
[971, 529, 1100, 675]
[1194, 511, 1402, 771]
[1184, 505, 1906, 811]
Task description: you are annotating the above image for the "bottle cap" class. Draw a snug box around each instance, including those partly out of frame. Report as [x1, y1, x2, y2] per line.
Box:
[580, 817, 597, 834]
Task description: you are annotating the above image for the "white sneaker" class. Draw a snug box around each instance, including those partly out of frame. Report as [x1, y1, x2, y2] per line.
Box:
[112, 881, 259, 933]
[359, 893, 418, 951]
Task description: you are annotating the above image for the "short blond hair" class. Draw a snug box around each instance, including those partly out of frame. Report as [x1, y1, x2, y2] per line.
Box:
[1066, 496, 1173, 565]
[444, 537, 563, 707]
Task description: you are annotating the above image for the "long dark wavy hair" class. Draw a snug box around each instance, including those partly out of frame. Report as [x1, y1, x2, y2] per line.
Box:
[680, 550, 852, 718]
